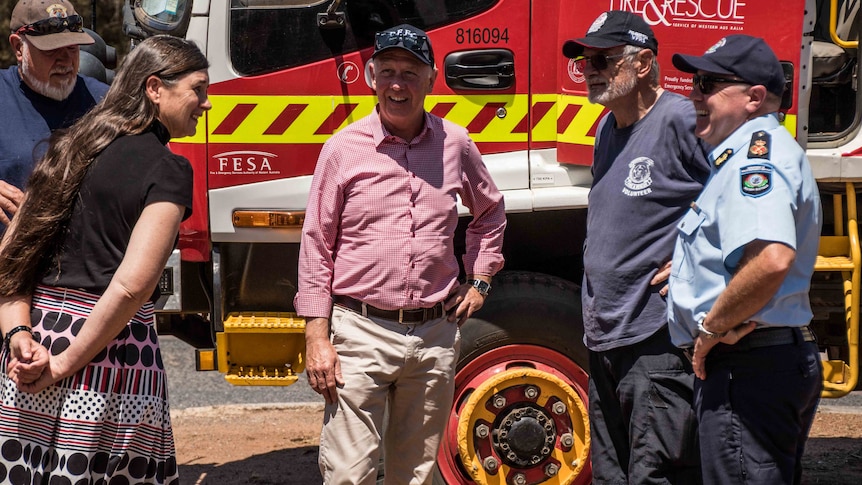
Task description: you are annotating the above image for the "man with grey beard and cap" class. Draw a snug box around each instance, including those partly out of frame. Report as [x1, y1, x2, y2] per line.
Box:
[562, 10, 710, 484]
[0, 0, 107, 229]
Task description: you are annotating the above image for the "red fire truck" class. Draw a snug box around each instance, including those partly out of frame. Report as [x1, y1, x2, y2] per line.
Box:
[121, 1, 859, 483]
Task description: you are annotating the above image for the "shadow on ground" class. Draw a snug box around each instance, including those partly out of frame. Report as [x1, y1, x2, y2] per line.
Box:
[179, 446, 322, 485]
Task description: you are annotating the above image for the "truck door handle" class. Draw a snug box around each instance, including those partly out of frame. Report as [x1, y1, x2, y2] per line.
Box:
[444, 49, 515, 90]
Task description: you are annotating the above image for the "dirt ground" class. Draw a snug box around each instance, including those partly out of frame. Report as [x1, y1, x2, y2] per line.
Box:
[172, 404, 862, 485]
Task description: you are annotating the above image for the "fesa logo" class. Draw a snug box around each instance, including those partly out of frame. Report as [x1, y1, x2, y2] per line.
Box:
[212, 151, 280, 176]
[609, 0, 747, 28]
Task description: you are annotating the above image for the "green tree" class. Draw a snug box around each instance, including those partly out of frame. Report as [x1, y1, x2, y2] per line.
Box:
[0, 0, 128, 69]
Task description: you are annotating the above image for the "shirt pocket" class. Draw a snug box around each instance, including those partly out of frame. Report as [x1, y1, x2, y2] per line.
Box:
[671, 209, 706, 282]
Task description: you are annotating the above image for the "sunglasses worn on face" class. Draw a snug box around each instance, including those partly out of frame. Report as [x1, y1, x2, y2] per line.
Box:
[574, 53, 628, 71]
[15, 15, 83, 36]
[692, 74, 750, 94]
[375, 31, 431, 58]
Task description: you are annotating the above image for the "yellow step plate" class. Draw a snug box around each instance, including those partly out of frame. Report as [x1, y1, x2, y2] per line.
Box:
[814, 255, 855, 271]
[218, 312, 306, 386]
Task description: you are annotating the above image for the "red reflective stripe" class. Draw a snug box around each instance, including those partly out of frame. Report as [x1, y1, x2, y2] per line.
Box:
[466, 102, 506, 134]
[512, 101, 555, 134]
[212, 104, 256, 135]
[264, 104, 308, 135]
[556, 103, 581, 134]
[586, 107, 609, 137]
[314, 103, 359, 135]
[430, 102, 456, 119]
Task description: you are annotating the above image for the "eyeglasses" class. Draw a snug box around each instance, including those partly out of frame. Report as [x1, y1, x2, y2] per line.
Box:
[14, 15, 83, 36]
[375, 30, 432, 61]
[574, 53, 629, 71]
[692, 74, 751, 94]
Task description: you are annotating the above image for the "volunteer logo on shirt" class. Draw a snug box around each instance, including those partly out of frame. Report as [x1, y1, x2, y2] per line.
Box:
[623, 157, 653, 196]
[740, 164, 773, 197]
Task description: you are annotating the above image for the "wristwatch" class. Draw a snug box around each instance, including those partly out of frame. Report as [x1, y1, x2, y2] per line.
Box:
[697, 316, 726, 340]
[467, 279, 491, 297]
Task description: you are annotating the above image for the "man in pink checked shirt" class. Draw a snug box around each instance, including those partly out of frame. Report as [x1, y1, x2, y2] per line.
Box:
[294, 24, 506, 485]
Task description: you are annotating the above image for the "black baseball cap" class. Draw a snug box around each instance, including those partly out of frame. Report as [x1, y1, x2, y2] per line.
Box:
[372, 24, 434, 67]
[672, 35, 786, 96]
[562, 11, 658, 59]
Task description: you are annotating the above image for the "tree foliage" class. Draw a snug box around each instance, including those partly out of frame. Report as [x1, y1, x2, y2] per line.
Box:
[0, 0, 129, 68]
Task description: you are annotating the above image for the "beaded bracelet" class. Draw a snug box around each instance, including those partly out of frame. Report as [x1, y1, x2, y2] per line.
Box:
[3, 325, 33, 349]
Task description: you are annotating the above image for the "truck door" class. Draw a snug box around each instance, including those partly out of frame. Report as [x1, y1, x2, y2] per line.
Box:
[201, 0, 532, 244]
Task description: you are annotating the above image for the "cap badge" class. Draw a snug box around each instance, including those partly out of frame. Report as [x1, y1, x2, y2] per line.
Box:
[46, 4, 70, 18]
[705, 37, 727, 54]
[588, 12, 608, 34]
[629, 30, 648, 44]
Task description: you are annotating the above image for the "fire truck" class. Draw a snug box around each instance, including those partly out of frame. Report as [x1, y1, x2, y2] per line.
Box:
[116, 0, 859, 484]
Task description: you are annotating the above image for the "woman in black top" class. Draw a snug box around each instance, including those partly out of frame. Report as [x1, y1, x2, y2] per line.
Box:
[0, 35, 210, 484]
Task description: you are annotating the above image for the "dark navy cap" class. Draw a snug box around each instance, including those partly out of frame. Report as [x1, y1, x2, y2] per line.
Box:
[372, 24, 434, 66]
[562, 11, 658, 58]
[672, 35, 786, 96]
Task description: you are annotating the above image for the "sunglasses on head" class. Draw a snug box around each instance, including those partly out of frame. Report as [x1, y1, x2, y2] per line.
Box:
[375, 30, 431, 58]
[574, 52, 629, 71]
[692, 74, 751, 94]
[15, 14, 83, 37]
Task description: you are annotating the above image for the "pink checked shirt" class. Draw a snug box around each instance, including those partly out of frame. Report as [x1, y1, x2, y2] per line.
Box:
[294, 110, 506, 318]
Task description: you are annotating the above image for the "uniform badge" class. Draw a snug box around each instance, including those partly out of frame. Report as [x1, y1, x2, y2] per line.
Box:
[713, 148, 733, 169]
[748, 131, 771, 159]
[740, 164, 773, 197]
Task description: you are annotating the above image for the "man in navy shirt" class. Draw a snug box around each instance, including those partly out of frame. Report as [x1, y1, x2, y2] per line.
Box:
[562, 11, 710, 483]
[0, 0, 107, 228]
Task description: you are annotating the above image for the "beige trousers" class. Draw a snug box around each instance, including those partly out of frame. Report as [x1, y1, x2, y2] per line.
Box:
[319, 305, 460, 485]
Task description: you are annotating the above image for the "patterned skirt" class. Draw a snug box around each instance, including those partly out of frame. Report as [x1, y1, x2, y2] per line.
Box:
[0, 285, 178, 484]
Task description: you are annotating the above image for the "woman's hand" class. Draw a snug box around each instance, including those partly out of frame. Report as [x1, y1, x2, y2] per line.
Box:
[6, 332, 49, 386]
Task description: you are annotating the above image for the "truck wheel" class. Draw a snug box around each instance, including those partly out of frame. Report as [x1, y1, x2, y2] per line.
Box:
[435, 271, 592, 485]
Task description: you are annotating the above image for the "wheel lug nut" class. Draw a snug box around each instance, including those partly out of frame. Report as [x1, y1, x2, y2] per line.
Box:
[492, 394, 507, 409]
[524, 385, 538, 399]
[545, 462, 560, 477]
[552, 401, 567, 415]
[560, 432, 574, 447]
[475, 424, 490, 439]
[483, 456, 499, 472]
[512, 473, 527, 485]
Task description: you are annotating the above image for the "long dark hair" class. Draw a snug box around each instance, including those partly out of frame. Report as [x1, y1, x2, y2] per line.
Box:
[0, 35, 209, 296]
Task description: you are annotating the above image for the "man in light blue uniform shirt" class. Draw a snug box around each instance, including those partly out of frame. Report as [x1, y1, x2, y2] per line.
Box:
[668, 35, 822, 485]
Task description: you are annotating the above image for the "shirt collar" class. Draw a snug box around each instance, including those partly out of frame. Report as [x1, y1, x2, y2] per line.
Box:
[370, 106, 433, 146]
[151, 119, 171, 145]
[709, 113, 780, 170]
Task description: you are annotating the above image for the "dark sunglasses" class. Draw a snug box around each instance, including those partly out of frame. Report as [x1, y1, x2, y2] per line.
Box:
[574, 52, 628, 71]
[375, 30, 431, 58]
[15, 14, 83, 36]
[692, 74, 751, 94]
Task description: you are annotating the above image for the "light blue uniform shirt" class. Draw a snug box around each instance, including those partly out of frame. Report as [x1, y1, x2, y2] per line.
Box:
[668, 113, 822, 348]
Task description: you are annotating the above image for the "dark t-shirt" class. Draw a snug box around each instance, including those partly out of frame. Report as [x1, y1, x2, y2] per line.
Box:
[40, 122, 193, 298]
[581, 91, 710, 352]
[0, 66, 108, 193]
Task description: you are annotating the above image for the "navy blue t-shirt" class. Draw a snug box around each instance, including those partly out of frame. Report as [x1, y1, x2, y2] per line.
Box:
[0, 66, 108, 225]
[582, 91, 710, 352]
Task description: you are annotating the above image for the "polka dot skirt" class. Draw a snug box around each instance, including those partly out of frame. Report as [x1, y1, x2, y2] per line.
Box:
[0, 285, 179, 484]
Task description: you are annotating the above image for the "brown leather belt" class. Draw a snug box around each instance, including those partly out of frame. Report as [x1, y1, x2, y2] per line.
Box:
[333, 295, 445, 324]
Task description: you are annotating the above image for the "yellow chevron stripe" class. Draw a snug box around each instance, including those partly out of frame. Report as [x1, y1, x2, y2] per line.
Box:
[180, 94, 566, 145]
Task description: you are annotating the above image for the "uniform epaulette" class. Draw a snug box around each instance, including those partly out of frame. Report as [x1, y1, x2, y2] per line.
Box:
[747, 131, 771, 159]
